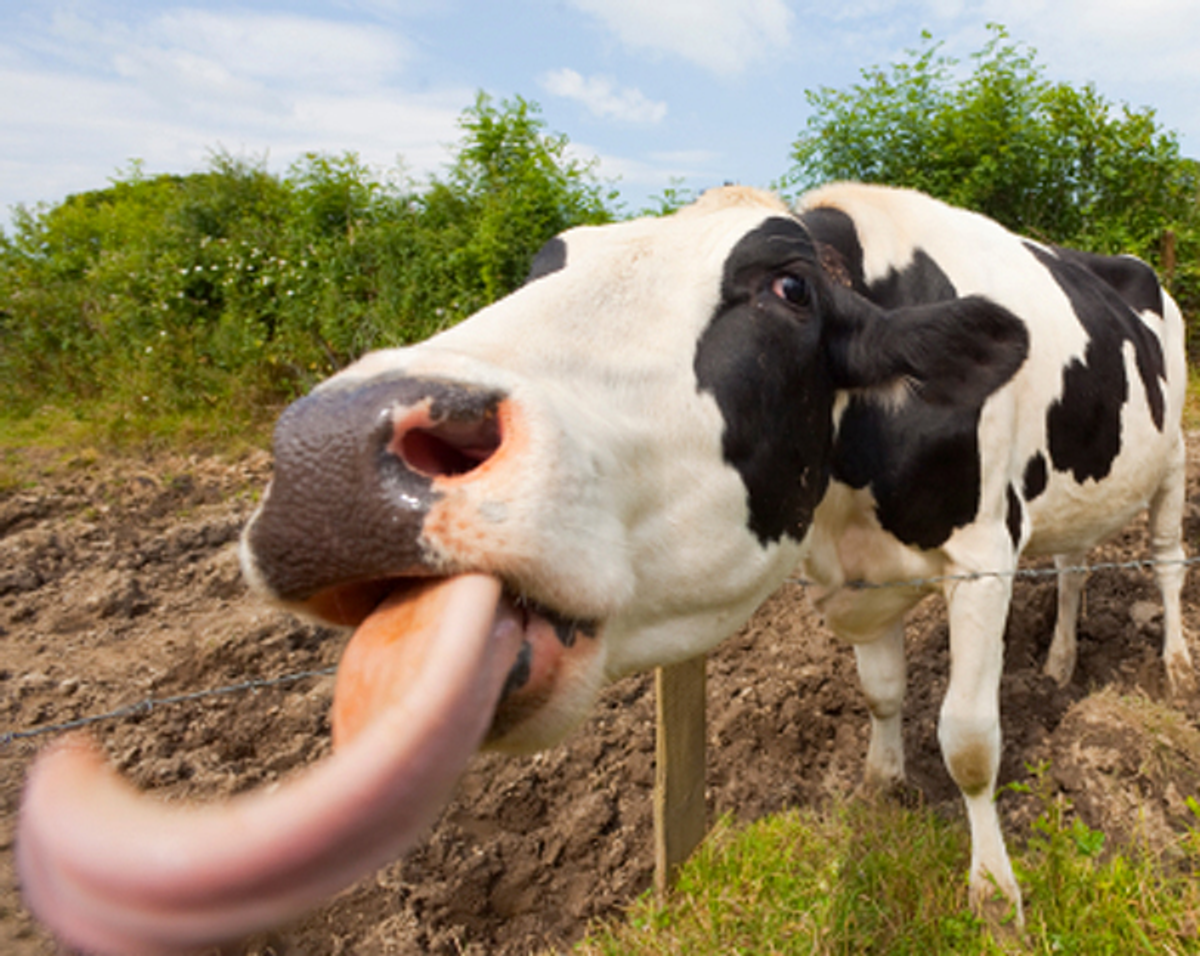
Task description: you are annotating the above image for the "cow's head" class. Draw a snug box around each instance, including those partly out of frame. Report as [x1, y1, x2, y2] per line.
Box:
[18, 187, 1028, 955]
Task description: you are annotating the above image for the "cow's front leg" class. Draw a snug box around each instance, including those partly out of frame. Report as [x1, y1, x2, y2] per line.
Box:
[939, 571, 1023, 925]
[854, 620, 907, 792]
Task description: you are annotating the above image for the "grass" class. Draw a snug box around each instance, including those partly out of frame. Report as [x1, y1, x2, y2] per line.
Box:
[0, 401, 277, 493]
[574, 784, 1200, 956]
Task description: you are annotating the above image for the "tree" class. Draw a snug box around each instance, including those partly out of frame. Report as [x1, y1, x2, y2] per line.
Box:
[428, 92, 616, 309]
[786, 26, 1200, 282]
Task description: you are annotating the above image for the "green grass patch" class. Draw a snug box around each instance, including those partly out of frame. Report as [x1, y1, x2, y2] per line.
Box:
[575, 790, 1200, 955]
[0, 401, 277, 494]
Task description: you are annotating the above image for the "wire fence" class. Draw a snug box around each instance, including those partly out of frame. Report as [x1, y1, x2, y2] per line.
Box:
[2, 667, 336, 748]
[6, 554, 1199, 750]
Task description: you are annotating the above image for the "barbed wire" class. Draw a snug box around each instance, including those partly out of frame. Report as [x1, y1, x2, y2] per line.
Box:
[5, 554, 1199, 749]
[788, 555, 1200, 591]
[2, 666, 336, 748]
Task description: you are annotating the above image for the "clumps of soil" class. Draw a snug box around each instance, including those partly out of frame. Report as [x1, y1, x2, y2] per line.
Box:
[1051, 688, 1200, 852]
[2, 445, 1200, 954]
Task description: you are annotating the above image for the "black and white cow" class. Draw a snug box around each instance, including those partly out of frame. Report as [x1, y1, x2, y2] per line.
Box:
[19, 183, 1190, 953]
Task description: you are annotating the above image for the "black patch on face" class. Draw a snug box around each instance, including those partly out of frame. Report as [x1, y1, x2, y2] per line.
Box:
[1006, 484, 1023, 550]
[1023, 452, 1048, 501]
[694, 217, 835, 545]
[699, 209, 1029, 553]
[500, 641, 533, 701]
[526, 237, 567, 283]
[799, 207, 867, 291]
[801, 208, 958, 308]
[870, 250, 959, 308]
[1027, 243, 1167, 485]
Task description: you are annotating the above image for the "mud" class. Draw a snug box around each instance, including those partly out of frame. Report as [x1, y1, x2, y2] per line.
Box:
[3, 442, 1200, 954]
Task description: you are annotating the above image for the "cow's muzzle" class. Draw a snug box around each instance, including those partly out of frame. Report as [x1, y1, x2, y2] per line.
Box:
[243, 373, 508, 617]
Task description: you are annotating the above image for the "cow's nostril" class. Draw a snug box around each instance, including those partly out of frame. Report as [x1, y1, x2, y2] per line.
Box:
[394, 414, 502, 479]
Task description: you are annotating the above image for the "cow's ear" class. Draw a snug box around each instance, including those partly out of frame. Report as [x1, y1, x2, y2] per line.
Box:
[823, 289, 1029, 406]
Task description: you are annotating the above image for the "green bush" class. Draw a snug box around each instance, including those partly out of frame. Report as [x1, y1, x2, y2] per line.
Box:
[0, 94, 614, 443]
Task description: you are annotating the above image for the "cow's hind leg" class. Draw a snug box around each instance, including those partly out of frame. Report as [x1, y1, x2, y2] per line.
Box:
[854, 620, 907, 793]
[1150, 435, 1193, 695]
[1043, 551, 1087, 686]
[940, 571, 1023, 925]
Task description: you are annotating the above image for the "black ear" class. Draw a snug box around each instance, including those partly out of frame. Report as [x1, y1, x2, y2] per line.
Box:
[823, 286, 1029, 406]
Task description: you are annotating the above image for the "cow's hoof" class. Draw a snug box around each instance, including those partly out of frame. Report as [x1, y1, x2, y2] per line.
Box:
[969, 873, 1024, 936]
[854, 775, 922, 810]
[973, 896, 1024, 941]
[1042, 651, 1075, 688]
[1166, 656, 1197, 699]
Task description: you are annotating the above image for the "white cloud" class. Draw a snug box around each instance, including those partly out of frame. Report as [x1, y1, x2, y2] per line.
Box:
[983, 0, 1200, 84]
[0, 7, 469, 219]
[540, 68, 667, 124]
[563, 139, 720, 191]
[47, 7, 411, 97]
[872, 0, 1200, 86]
[566, 0, 793, 76]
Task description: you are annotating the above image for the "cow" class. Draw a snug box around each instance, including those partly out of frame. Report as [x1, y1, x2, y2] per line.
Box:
[18, 183, 1190, 954]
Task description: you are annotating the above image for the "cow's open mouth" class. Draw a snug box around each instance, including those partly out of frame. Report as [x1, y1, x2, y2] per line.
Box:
[299, 571, 601, 743]
[17, 572, 600, 955]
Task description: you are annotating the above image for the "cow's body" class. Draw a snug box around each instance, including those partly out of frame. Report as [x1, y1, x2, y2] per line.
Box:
[793, 184, 1190, 914]
[19, 184, 1190, 951]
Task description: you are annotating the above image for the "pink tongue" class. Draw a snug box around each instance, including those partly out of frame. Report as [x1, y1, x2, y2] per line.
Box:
[17, 574, 522, 956]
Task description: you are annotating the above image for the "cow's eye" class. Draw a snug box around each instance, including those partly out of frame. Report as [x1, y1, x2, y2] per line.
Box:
[771, 274, 810, 308]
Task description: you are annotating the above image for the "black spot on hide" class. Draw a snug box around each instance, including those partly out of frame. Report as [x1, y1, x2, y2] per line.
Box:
[526, 237, 567, 283]
[869, 249, 959, 309]
[800, 207, 958, 308]
[806, 209, 1030, 550]
[1027, 243, 1167, 485]
[1047, 246, 1164, 318]
[1006, 484, 1023, 550]
[1023, 452, 1048, 501]
[833, 395, 984, 550]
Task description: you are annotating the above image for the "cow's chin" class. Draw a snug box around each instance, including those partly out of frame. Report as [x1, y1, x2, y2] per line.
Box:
[483, 632, 607, 754]
[16, 573, 605, 956]
[326, 573, 608, 755]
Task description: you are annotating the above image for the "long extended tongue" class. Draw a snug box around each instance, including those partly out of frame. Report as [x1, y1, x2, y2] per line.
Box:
[17, 574, 521, 956]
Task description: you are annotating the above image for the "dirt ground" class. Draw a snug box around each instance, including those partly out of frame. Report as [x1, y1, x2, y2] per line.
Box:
[3, 440, 1200, 955]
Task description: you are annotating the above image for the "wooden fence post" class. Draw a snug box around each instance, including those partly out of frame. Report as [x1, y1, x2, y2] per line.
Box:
[653, 654, 708, 896]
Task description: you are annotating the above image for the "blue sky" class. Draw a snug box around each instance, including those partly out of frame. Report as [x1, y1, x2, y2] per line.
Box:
[4, 0, 1200, 225]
